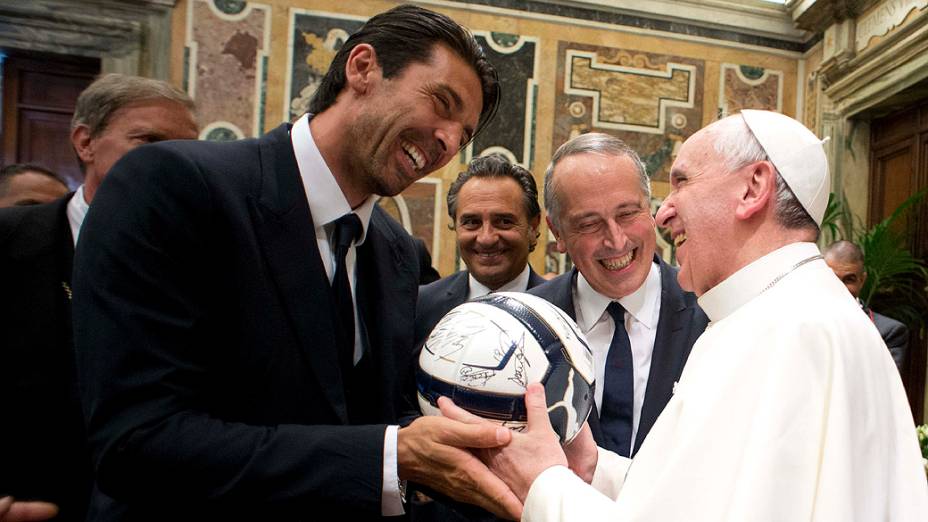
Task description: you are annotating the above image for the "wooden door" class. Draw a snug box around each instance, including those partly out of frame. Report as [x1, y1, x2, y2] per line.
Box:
[1, 50, 100, 189]
[870, 99, 928, 422]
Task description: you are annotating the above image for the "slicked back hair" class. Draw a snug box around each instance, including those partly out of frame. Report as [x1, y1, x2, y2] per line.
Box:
[544, 132, 649, 229]
[71, 73, 194, 137]
[447, 153, 540, 223]
[307, 4, 500, 143]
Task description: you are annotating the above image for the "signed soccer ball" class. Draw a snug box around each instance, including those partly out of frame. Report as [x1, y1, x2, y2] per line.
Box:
[416, 292, 595, 443]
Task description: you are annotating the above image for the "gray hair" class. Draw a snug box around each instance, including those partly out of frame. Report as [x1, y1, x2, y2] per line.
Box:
[710, 115, 818, 236]
[71, 73, 195, 137]
[544, 132, 649, 229]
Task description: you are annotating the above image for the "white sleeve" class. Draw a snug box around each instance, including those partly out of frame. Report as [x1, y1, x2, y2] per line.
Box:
[381, 425, 405, 516]
[522, 451, 631, 522]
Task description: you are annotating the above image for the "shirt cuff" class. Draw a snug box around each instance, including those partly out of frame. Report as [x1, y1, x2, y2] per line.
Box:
[382, 424, 405, 516]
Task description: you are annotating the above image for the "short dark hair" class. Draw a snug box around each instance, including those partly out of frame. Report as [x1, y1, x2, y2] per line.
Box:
[447, 153, 541, 223]
[0, 163, 68, 196]
[308, 4, 500, 143]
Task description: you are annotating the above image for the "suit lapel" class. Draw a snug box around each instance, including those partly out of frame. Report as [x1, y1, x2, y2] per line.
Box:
[356, 208, 417, 420]
[634, 258, 691, 453]
[249, 124, 348, 423]
[448, 271, 469, 303]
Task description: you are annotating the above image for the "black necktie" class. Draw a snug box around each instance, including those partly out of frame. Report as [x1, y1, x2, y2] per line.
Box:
[332, 213, 362, 377]
[600, 302, 635, 457]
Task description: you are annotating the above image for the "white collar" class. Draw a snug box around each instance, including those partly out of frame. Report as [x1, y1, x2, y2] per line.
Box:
[290, 113, 375, 242]
[575, 260, 661, 331]
[66, 185, 90, 247]
[468, 264, 531, 299]
[698, 241, 822, 322]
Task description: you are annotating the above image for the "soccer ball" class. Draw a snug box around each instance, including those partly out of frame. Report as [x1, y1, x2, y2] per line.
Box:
[416, 292, 595, 444]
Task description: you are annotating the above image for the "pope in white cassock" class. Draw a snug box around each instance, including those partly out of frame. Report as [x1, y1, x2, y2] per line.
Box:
[439, 110, 928, 521]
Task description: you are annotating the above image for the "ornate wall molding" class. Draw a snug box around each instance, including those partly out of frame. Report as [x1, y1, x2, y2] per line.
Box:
[0, 0, 175, 78]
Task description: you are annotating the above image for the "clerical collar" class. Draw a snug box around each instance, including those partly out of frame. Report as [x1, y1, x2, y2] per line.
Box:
[698, 242, 822, 322]
[467, 264, 531, 300]
[290, 113, 374, 243]
[574, 260, 661, 332]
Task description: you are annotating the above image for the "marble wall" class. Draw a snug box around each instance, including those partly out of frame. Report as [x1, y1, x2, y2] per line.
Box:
[171, 0, 803, 275]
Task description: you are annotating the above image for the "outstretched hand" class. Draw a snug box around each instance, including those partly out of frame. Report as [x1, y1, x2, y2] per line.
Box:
[0, 497, 58, 522]
[397, 415, 522, 520]
[439, 383, 570, 502]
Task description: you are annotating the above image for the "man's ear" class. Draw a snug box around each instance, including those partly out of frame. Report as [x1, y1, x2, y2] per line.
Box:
[734, 160, 777, 221]
[344, 43, 381, 96]
[547, 215, 567, 254]
[71, 124, 94, 165]
[528, 214, 542, 251]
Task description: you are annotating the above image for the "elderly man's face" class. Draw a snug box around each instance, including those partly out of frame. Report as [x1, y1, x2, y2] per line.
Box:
[824, 255, 866, 298]
[656, 128, 739, 296]
[345, 43, 483, 199]
[74, 98, 198, 202]
[454, 176, 539, 290]
[550, 152, 656, 300]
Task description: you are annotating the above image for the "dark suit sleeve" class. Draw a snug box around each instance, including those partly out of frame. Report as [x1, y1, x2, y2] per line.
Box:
[881, 318, 909, 372]
[72, 145, 386, 513]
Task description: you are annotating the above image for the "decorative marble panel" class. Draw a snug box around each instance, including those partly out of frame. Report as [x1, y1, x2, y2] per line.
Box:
[555, 42, 704, 182]
[717, 63, 783, 118]
[856, 0, 928, 51]
[464, 32, 539, 169]
[185, 0, 270, 140]
[377, 178, 443, 262]
[286, 9, 365, 122]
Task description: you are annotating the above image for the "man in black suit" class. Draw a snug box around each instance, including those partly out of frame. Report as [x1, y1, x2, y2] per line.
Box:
[824, 240, 908, 371]
[72, 5, 517, 521]
[415, 154, 544, 346]
[0, 164, 69, 208]
[0, 74, 197, 522]
[529, 133, 707, 457]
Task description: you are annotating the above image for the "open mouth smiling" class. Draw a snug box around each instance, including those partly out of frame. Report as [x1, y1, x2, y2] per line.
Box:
[600, 249, 635, 271]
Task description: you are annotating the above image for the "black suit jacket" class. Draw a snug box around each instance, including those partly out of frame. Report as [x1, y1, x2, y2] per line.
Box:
[0, 195, 92, 521]
[414, 268, 546, 347]
[529, 258, 708, 455]
[870, 310, 908, 372]
[72, 124, 421, 520]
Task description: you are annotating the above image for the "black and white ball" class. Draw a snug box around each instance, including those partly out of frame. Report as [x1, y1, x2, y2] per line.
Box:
[416, 292, 595, 444]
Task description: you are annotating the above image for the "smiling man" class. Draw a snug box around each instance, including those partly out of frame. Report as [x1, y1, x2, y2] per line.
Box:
[454, 111, 927, 522]
[414, 154, 544, 347]
[71, 5, 512, 521]
[528, 132, 706, 459]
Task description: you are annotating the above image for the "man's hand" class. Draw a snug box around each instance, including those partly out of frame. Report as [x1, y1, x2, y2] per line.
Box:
[0, 497, 58, 522]
[397, 415, 522, 520]
[439, 383, 568, 502]
[564, 422, 597, 484]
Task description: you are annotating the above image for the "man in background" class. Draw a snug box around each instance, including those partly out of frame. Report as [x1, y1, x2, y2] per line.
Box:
[530, 132, 706, 458]
[0, 164, 68, 207]
[824, 239, 908, 371]
[415, 153, 545, 346]
[0, 73, 197, 522]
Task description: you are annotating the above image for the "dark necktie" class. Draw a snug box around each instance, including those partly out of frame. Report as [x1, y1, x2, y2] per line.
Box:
[332, 213, 363, 377]
[599, 301, 635, 457]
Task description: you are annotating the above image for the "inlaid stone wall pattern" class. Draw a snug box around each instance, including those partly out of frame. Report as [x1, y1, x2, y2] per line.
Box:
[718, 63, 783, 118]
[554, 41, 704, 184]
[377, 178, 443, 264]
[185, 0, 270, 141]
[464, 32, 539, 169]
[286, 9, 365, 122]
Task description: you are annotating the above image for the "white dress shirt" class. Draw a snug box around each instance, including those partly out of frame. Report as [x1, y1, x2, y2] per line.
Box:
[290, 113, 403, 516]
[467, 264, 531, 300]
[66, 185, 90, 247]
[572, 261, 661, 451]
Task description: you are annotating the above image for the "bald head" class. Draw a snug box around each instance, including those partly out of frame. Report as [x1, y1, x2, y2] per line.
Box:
[824, 240, 866, 298]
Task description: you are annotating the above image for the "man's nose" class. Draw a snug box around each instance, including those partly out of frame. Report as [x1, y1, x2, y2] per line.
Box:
[603, 220, 629, 250]
[434, 121, 463, 157]
[655, 199, 675, 229]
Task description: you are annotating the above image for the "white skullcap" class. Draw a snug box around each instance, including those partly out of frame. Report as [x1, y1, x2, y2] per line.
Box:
[740, 109, 830, 227]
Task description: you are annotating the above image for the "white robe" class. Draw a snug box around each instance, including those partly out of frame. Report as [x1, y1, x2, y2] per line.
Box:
[524, 242, 928, 521]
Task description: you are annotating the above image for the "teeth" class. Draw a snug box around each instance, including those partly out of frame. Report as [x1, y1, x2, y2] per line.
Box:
[673, 233, 687, 248]
[600, 250, 634, 271]
[401, 141, 425, 170]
